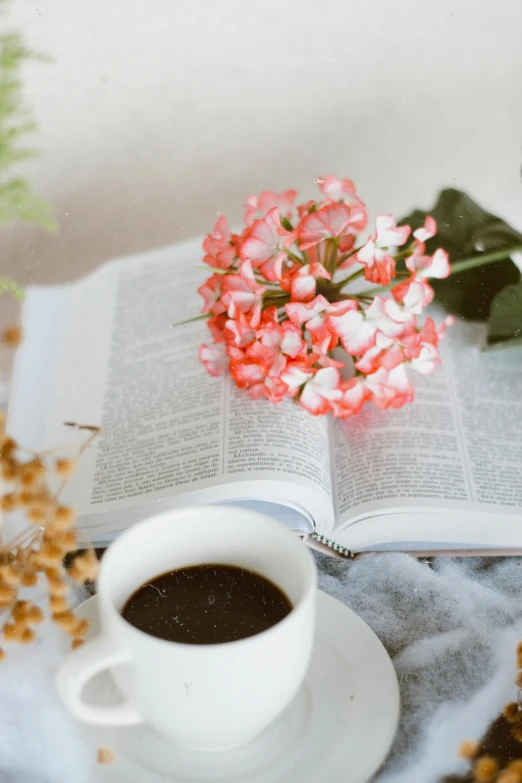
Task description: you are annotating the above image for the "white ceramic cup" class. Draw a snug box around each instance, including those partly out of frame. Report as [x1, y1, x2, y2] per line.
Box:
[56, 505, 317, 751]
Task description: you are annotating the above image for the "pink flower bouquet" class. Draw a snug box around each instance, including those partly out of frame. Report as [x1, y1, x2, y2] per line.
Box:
[197, 176, 453, 418]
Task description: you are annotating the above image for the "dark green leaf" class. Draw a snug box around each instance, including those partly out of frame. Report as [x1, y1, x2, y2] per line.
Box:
[400, 189, 521, 320]
[486, 282, 522, 347]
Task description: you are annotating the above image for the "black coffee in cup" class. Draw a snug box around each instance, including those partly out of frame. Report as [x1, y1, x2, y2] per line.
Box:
[121, 564, 292, 645]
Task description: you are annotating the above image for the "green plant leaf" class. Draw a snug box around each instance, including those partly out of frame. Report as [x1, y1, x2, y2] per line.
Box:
[0, 27, 57, 231]
[486, 282, 522, 348]
[0, 276, 23, 300]
[400, 189, 521, 320]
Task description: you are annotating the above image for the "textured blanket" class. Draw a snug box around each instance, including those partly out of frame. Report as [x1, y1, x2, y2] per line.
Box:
[2, 554, 522, 782]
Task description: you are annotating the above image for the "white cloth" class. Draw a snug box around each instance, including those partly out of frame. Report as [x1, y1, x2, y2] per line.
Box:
[317, 553, 522, 782]
[1, 556, 522, 782]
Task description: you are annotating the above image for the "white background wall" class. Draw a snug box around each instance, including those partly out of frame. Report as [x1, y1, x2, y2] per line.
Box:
[2, 0, 522, 285]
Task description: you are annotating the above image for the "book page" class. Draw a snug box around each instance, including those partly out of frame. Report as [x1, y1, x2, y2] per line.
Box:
[8, 242, 334, 532]
[331, 319, 522, 532]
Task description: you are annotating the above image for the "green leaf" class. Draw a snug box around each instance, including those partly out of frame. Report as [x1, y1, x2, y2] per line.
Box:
[0, 28, 57, 231]
[0, 276, 23, 300]
[400, 189, 521, 320]
[486, 282, 522, 348]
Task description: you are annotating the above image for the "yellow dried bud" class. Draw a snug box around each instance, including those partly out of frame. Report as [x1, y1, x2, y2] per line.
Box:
[72, 618, 90, 639]
[2, 622, 25, 642]
[54, 506, 77, 529]
[20, 472, 38, 488]
[70, 551, 99, 583]
[508, 761, 522, 775]
[512, 724, 522, 742]
[97, 747, 116, 764]
[19, 490, 35, 506]
[498, 770, 521, 783]
[474, 756, 499, 781]
[45, 567, 62, 582]
[56, 530, 77, 552]
[38, 542, 63, 566]
[20, 627, 35, 644]
[0, 584, 14, 602]
[55, 459, 76, 477]
[1, 566, 20, 587]
[25, 605, 44, 625]
[0, 648, 5, 662]
[1, 326, 23, 348]
[49, 595, 69, 613]
[48, 579, 69, 598]
[458, 739, 479, 759]
[1, 437, 17, 459]
[1, 492, 19, 512]
[505, 702, 522, 724]
[516, 672, 522, 689]
[27, 507, 47, 524]
[53, 611, 77, 631]
[517, 642, 522, 669]
[13, 601, 28, 620]
[72, 638, 85, 650]
[21, 571, 38, 587]
[1, 460, 18, 480]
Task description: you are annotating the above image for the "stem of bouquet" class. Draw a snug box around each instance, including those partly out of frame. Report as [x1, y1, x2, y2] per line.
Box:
[357, 245, 522, 298]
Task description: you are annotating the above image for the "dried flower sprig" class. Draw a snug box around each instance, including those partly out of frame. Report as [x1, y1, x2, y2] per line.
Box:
[456, 642, 522, 782]
[0, 417, 100, 658]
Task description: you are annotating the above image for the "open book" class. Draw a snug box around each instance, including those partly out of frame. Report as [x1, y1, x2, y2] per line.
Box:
[7, 241, 522, 556]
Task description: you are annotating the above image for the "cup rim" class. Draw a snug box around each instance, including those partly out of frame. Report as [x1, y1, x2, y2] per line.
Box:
[98, 505, 317, 651]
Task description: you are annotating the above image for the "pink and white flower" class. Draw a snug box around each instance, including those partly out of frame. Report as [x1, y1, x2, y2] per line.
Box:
[224, 311, 257, 347]
[354, 334, 404, 374]
[203, 217, 239, 270]
[297, 199, 317, 219]
[279, 365, 343, 416]
[197, 274, 227, 315]
[392, 277, 434, 314]
[221, 261, 265, 325]
[331, 378, 367, 419]
[258, 321, 306, 359]
[199, 342, 228, 377]
[316, 175, 365, 207]
[241, 208, 297, 281]
[364, 295, 415, 337]
[297, 203, 367, 250]
[406, 247, 450, 279]
[364, 364, 414, 410]
[286, 295, 354, 353]
[357, 215, 411, 286]
[413, 216, 437, 243]
[410, 343, 440, 375]
[248, 321, 306, 377]
[197, 179, 452, 419]
[327, 306, 376, 355]
[283, 261, 331, 303]
[248, 375, 289, 402]
[244, 189, 297, 227]
[298, 367, 342, 415]
[206, 314, 228, 342]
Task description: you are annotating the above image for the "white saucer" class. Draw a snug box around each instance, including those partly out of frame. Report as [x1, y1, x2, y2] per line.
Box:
[72, 591, 399, 783]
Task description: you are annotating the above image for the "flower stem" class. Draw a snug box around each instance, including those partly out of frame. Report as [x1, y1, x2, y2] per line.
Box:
[335, 267, 366, 290]
[337, 247, 361, 267]
[449, 246, 522, 275]
[172, 313, 211, 327]
[284, 247, 305, 265]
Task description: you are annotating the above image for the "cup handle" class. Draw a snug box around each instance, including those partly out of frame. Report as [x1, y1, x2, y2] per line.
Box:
[57, 634, 141, 726]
